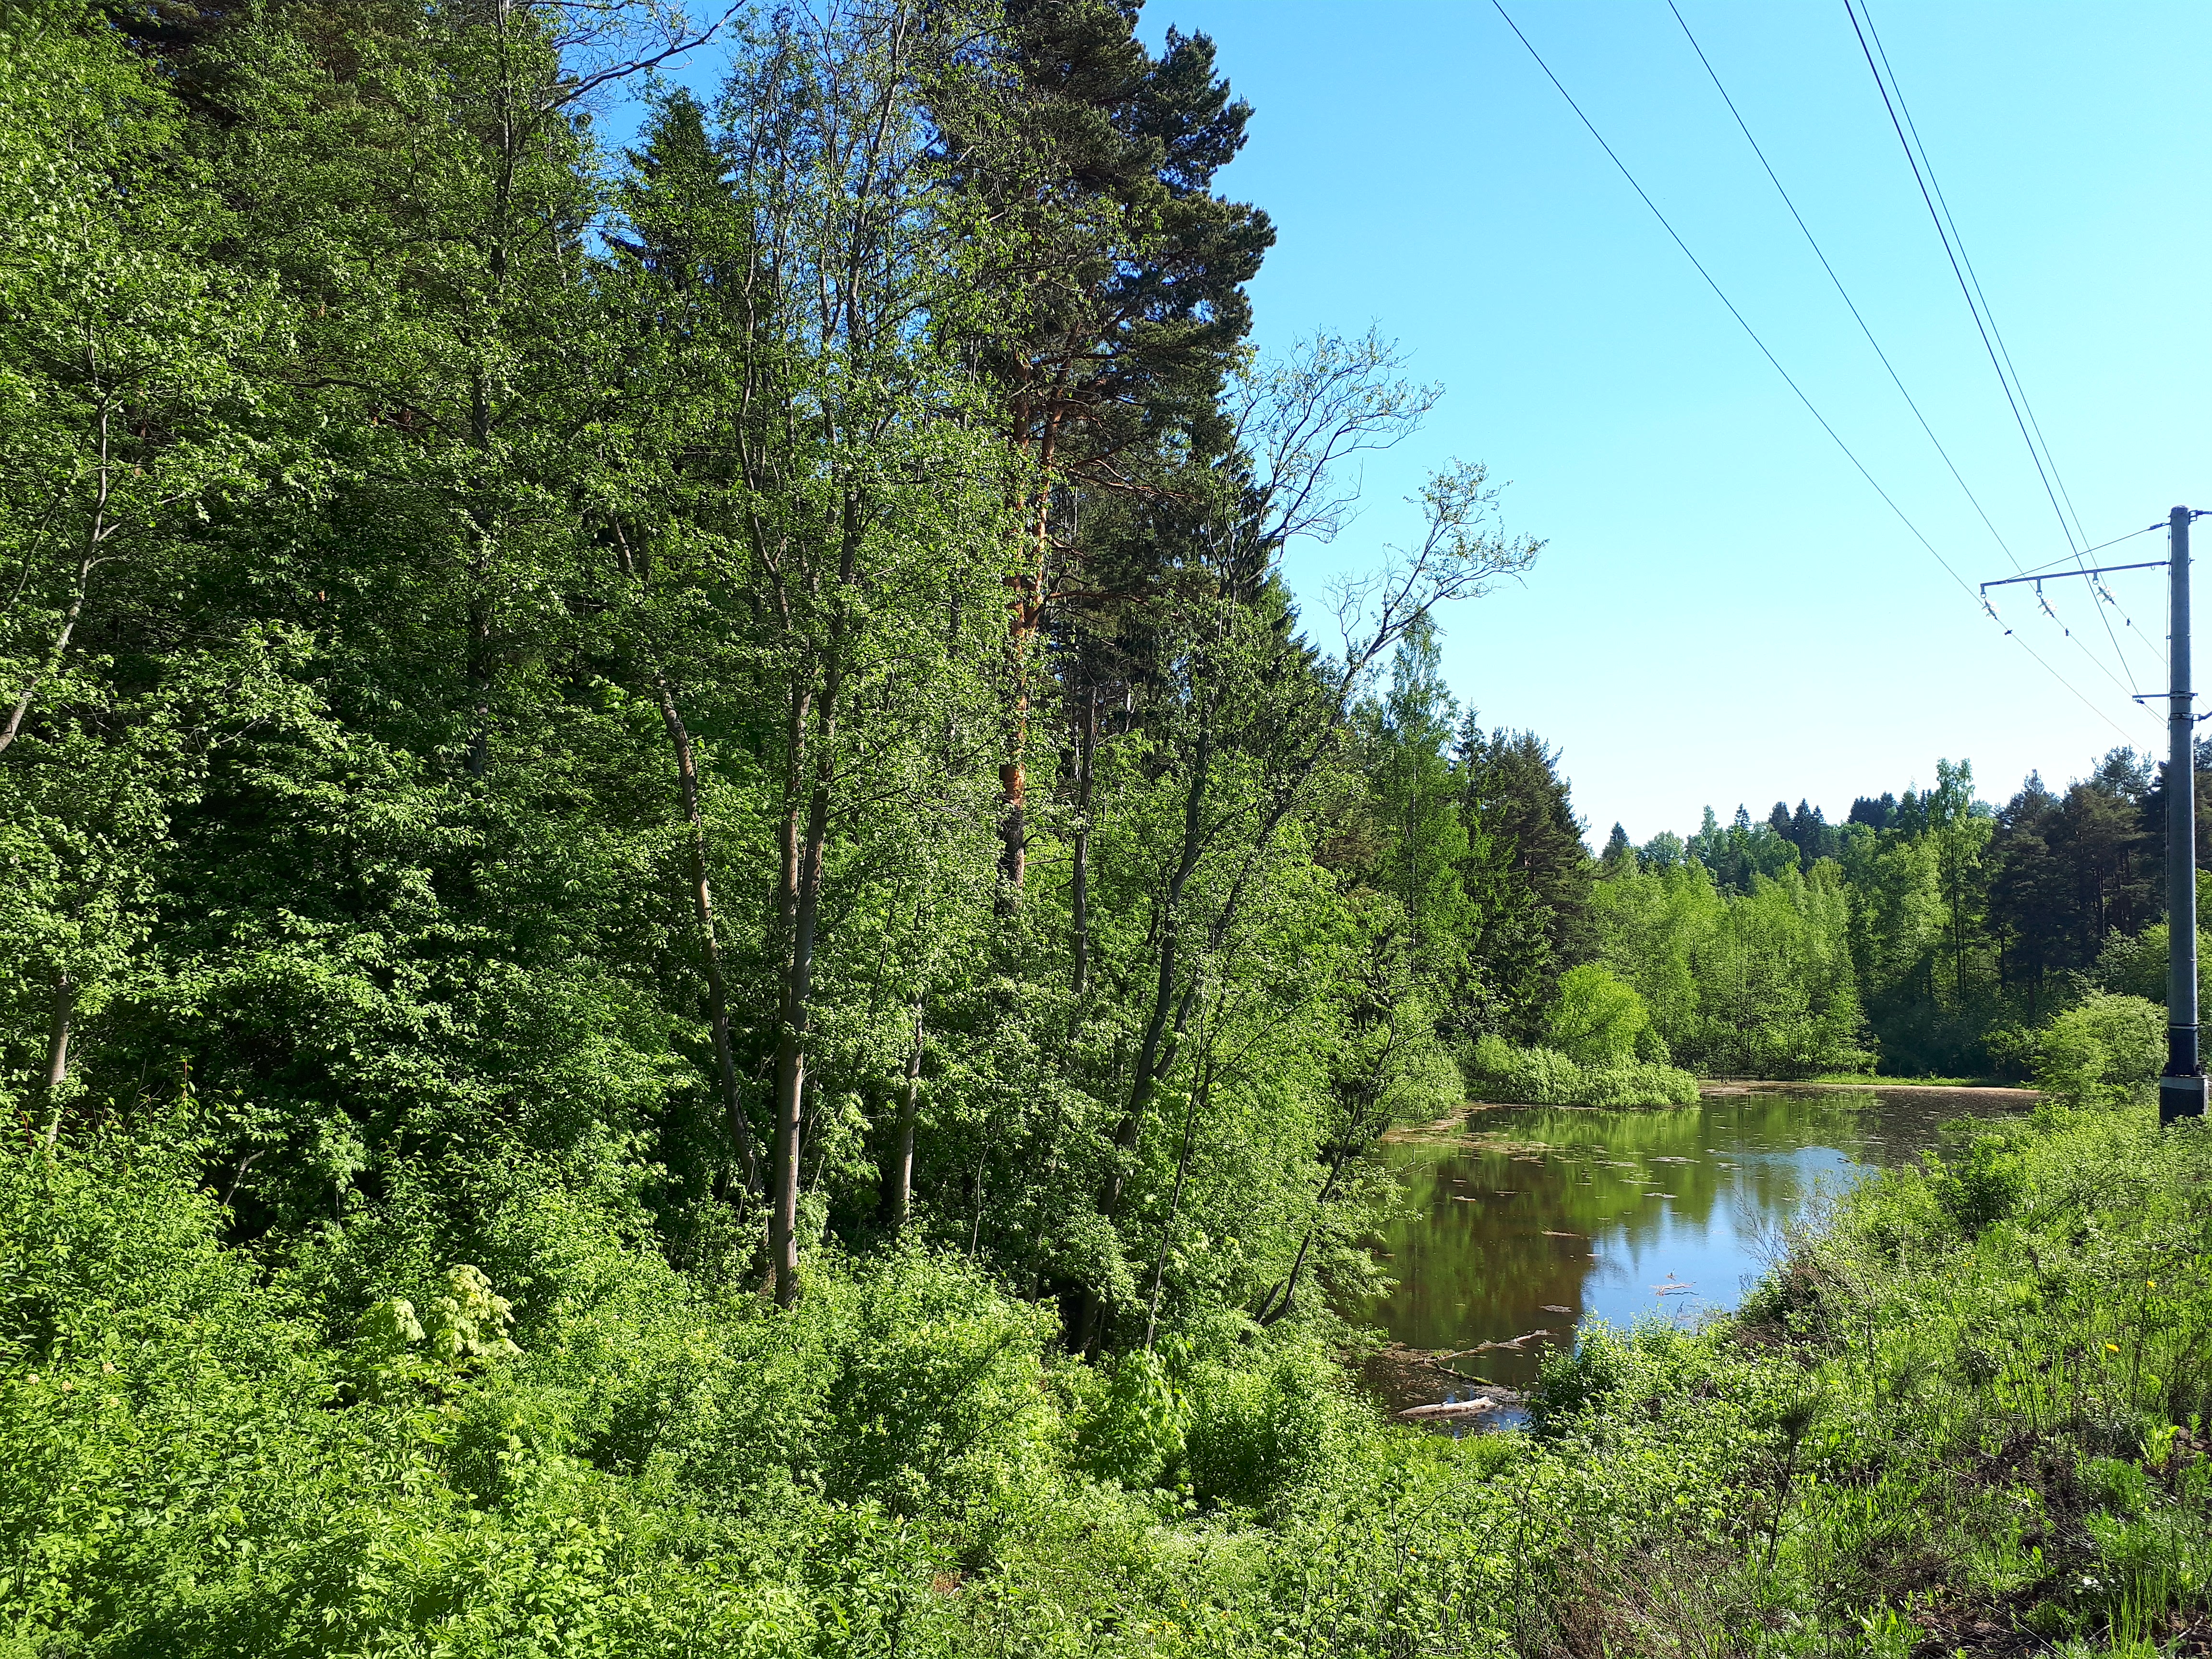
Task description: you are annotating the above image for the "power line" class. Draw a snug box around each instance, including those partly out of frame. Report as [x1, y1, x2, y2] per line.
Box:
[2030, 582, 2144, 704]
[1841, 0, 2075, 555]
[1843, 0, 2144, 693]
[1859, 1, 2126, 696]
[1667, 0, 2155, 704]
[1487, 0, 2140, 745]
[2014, 521, 2164, 577]
[1859, 1, 2093, 554]
[1663, 0, 2023, 574]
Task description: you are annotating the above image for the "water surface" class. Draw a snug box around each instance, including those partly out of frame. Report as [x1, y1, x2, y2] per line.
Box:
[1352, 1085, 2030, 1395]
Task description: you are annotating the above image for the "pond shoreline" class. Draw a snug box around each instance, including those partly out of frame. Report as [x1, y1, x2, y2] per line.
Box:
[1355, 1083, 2037, 1412]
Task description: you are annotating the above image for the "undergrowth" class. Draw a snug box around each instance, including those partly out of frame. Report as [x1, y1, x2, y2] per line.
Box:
[1465, 1033, 1702, 1109]
[4, 1100, 2211, 1655]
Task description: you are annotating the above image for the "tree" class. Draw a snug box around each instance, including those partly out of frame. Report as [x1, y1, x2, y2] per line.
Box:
[934, 0, 1275, 890]
[1599, 823, 1636, 878]
[1454, 725, 1593, 1034]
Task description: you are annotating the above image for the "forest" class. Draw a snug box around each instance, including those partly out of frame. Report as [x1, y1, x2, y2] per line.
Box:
[6, 0, 2212, 1653]
[1588, 742, 2212, 1082]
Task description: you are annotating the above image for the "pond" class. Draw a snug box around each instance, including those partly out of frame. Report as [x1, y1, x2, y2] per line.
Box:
[1349, 1084, 2033, 1409]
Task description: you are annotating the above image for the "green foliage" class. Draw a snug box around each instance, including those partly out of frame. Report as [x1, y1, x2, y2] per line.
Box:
[1543, 962, 1653, 1065]
[1464, 1033, 1699, 1107]
[24, 0, 2212, 1652]
[1593, 857, 1873, 1078]
[1928, 1132, 2026, 1236]
[2034, 992, 2164, 1110]
[1075, 1345, 1190, 1491]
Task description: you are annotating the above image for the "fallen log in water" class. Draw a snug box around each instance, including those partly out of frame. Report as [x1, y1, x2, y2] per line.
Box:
[1396, 1396, 1504, 1420]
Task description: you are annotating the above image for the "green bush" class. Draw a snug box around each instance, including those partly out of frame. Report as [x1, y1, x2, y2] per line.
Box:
[1466, 1033, 1700, 1107]
[2033, 992, 2164, 1110]
[1183, 1342, 1366, 1515]
[1928, 1133, 2025, 1236]
[1073, 1344, 1189, 1490]
[1545, 963, 1654, 1065]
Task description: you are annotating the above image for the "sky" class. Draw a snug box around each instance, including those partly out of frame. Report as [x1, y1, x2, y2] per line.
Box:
[614, 2, 2212, 847]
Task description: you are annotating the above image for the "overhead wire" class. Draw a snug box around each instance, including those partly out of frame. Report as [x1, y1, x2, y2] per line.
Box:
[1857, 15, 2173, 713]
[2026, 582, 2144, 703]
[1668, 0, 2154, 715]
[1661, 0, 2022, 574]
[1859, 1, 2094, 554]
[1486, 0, 2140, 745]
[1842, 0, 2148, 695]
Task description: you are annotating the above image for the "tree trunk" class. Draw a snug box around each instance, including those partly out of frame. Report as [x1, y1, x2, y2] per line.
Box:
[1143, 1033, 1208, 1349]
[0, 557, 94, 758]
[466, 373, 494, 779]
[656, 680, 761, 1196]
[1071, 685, 1097, 995]
[1105, 714, 1211, 1215]
[1260, 1148, 1350, 1326]
[4, 397, 111, 757]
[37, 973, 76, 1150]
[608, 522, 759, 1197]
[998, 382, 1067, 894]
[767, 506, 859, 1307]
[880, 998, 924, 1237]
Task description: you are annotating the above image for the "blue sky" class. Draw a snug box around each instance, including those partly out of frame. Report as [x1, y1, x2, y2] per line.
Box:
[615, 2, 2212, 844]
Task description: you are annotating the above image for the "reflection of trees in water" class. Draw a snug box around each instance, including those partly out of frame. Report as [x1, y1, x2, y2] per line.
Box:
[1356, 1090, 2024, 1388]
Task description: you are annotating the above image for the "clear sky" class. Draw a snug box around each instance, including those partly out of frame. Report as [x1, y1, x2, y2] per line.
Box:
[616, 2, 2212, 846]
[1126, 0, 2212, 845]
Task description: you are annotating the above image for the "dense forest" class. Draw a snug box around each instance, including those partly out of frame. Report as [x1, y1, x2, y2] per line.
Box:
[1589, 744, 2212, 1081]
[7, 1, 2212, 1653]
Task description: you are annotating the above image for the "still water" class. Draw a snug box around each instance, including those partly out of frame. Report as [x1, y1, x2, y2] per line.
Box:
[1352, 1085, 2030, 1394]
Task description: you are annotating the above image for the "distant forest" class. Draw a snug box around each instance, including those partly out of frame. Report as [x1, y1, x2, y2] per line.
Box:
[1591, 744, 2212, 1077]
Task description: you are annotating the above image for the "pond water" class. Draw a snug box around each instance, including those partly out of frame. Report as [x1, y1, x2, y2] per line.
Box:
[1350, 1085, 2032, 1401]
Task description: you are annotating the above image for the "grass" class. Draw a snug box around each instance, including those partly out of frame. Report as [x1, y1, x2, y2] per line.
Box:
[1504, 1096, 2212, 1653]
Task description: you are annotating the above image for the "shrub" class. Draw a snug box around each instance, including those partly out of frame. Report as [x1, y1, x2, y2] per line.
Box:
[1074, 1344, 1189, 1490]
[1183, 1341, 1366, 1515]
[1928, 1134, 2025, 1236]
[1527, 1326, 1632, 1436]
[1545, 964, 1652, 1065]
[1466, 1034, 1700, 1107]
[2033, 992, 2163, 1110]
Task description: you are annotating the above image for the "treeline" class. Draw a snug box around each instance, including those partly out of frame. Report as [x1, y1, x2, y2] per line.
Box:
[0, 0, 1625, 1360]
[1592, 746, 2212, 1077]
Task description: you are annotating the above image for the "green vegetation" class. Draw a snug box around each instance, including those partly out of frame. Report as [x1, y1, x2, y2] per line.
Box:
[16, 1092, 2211, 1653]
[1464, 1031, 1699, 1109]
[1600, 751, 2212, 1079]
[9, 0, 2212, 1652]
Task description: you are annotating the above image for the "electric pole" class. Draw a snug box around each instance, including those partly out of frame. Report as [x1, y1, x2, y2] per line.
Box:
[2161, 505, 2206, 1124]
[1980, 509, 2206, 1123]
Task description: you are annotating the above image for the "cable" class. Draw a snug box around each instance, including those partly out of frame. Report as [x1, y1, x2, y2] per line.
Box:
[1843, 0, 2144, 693]
[1488, 0, 2142, 746]
[1979, 596, 2145, 745]
[2005, 520, 2168, 677]
[1663, 0, 2023, 574]
[1677, 0, 2153, 700]
[1674, 0, 2164, 704]
[1859, 1, 2093, 554]
[2033, 581, 2145, 703]
[2012, 521, 2163, 578]
[1491, 2, 1957, 580]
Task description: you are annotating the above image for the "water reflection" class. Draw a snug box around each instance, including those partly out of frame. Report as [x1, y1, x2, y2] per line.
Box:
[1351, 1086, 2029, 1393]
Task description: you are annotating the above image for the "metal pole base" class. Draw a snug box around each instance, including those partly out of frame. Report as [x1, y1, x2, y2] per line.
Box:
[2159, 1075, 2207, 1125]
